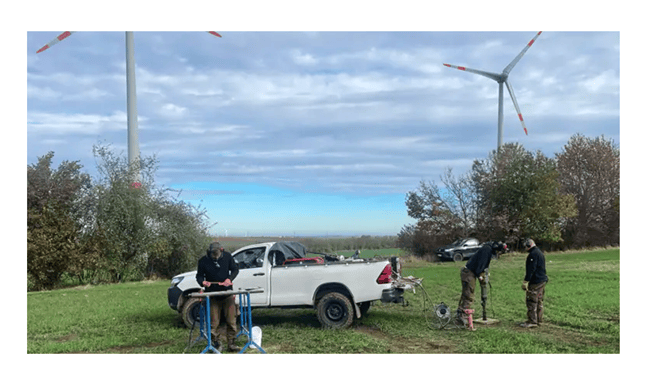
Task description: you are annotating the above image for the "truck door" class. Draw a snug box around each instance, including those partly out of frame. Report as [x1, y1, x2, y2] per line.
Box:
[231, 246, 270, 306]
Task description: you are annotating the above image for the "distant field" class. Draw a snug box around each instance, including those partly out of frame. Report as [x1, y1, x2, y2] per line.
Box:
[27, 248, 619, 354]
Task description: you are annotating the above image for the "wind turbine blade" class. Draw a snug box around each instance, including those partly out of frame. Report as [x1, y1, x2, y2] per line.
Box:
[502, 31, 542, 76]
[443, 63, 502, 82]
[36, 31, 75, 53]
[207, 31, 222, 37]
[504, 80, 528, 135]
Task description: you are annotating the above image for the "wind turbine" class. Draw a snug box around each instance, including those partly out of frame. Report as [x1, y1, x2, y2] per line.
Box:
[36, 31, 223, 179]
[443, 31, 542, 150]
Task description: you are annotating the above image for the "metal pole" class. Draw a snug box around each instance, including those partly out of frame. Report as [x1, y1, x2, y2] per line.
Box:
[125, 32, 140, 180]
[497, 81, 504, 151]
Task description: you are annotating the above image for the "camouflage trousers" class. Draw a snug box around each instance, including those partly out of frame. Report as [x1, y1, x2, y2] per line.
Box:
[525, 281, 547, 325]
[458, 267, 476, 311]
[209, 294, 238, 342]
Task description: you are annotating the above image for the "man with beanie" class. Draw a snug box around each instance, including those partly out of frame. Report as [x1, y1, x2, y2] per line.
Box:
[456, 241, 507, 328]
[520, 238, 548, 328]
[196, 241, 240, 352]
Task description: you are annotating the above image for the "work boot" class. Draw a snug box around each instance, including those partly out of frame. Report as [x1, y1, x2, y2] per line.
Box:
[210, 332, 224, 352]
[227, 339, 239, 352]
[455, 309, 466, 327]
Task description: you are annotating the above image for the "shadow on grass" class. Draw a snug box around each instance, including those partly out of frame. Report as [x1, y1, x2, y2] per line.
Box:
[250, 308, 322, 329]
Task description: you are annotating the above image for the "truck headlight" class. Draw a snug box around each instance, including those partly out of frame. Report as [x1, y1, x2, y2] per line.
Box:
[171, 276, 184, 286]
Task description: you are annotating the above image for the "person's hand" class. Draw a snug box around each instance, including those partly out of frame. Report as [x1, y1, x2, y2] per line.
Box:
[202, 280, 211, 287]
[521, 281, 528, 291]
[220, 278, 233, 287]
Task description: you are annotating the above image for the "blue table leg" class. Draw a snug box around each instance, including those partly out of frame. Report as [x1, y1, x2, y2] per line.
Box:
[200, 296, 220, 354]
[237, 293, 266, 354]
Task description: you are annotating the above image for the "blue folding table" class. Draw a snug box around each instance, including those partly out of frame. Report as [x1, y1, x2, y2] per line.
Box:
[189, 288, 266, 354]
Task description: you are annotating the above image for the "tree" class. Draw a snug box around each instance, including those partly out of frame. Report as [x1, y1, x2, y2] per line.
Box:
[556, 134, 620, 247]
[471, 143, 576, 246]
[402, 169, 477, 256]
[27, 152, 91, 290]
[89, 143, 210, 281]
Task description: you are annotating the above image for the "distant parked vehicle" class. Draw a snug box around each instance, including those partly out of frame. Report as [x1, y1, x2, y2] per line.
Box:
[435, 238, 481, 262]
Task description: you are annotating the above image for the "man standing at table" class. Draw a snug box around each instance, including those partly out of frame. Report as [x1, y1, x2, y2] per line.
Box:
[196, 241, 240, 352]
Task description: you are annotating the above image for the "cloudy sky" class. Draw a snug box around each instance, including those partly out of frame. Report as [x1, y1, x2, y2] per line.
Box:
[23, 5, 622, 237]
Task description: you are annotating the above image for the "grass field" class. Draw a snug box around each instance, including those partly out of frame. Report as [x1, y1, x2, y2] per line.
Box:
[26, 248, 619, 354]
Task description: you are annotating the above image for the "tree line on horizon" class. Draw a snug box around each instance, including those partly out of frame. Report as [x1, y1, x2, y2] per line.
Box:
[27, 133, 618, 291]
[398, 133, 619, 256]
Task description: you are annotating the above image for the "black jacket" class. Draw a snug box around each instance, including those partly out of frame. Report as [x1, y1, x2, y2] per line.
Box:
[524, 246, 548, 284]
[465, 243, 493, 276]
[195, 251, 239, 294]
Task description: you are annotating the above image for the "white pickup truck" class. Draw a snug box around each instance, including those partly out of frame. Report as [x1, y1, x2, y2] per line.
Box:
[167, 241, 407, 329]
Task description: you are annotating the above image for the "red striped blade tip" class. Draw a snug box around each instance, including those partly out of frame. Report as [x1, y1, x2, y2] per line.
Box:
[36, 45, 49, 53]
[208, 31, 222, 37]
[58, 31, 72, 41]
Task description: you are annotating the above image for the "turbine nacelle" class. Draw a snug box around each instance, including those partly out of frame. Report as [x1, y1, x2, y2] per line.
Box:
[443, 31, 542, 148]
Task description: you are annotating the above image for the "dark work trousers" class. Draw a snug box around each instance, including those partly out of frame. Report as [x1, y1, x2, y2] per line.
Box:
[525, 281, 547, 324]
[210, 294, 238, 343]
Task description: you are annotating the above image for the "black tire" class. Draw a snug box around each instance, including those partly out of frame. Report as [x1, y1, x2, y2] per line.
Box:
[317, 292, 354, 329]
[453, 252, 463, 262]
[359, 301, 371, 317]
[181, 297, 203, 329]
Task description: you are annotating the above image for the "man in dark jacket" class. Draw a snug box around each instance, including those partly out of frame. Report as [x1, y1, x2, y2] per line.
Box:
[520, 238, 548, 328]
[456, 241, 507, 327]
[196, 241, 240, 351]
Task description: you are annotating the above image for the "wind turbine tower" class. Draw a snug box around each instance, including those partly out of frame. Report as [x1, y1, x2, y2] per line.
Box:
[443, 31, 542, 150]
[36, 31, 223, 179]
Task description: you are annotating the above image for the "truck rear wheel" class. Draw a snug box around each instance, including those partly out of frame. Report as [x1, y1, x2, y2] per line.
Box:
[317, 292, 354, 329]
[181, 297, 202, 329]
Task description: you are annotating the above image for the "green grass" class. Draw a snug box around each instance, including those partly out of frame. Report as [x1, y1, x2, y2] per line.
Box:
[27, 248, 619, 354]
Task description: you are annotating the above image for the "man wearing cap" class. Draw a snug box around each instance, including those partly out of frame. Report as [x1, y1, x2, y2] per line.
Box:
[456, 241, 507, 328]
[520, 238, 548, 328]
[196, 241, 240, 352]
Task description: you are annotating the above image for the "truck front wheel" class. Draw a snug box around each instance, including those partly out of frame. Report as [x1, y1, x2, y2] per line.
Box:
[181, 297, 202, 329]
[317, 292, 354, 329]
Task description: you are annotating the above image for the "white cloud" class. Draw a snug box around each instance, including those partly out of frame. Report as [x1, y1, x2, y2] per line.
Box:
[292, 50, 318, 65]
[579, 69, 619, 94]
[27, 85, 62, 100]
[28, 111, 129, 135]
[159, 103, 187, 118]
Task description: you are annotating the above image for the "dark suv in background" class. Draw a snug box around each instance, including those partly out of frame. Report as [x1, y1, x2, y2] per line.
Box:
[435, 238, 481, 262]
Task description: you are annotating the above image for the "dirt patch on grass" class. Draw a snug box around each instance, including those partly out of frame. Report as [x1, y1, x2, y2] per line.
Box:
[105, 340, 177, 353]
[55, 333, 79, 342]
[354, 325, 457, 353]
